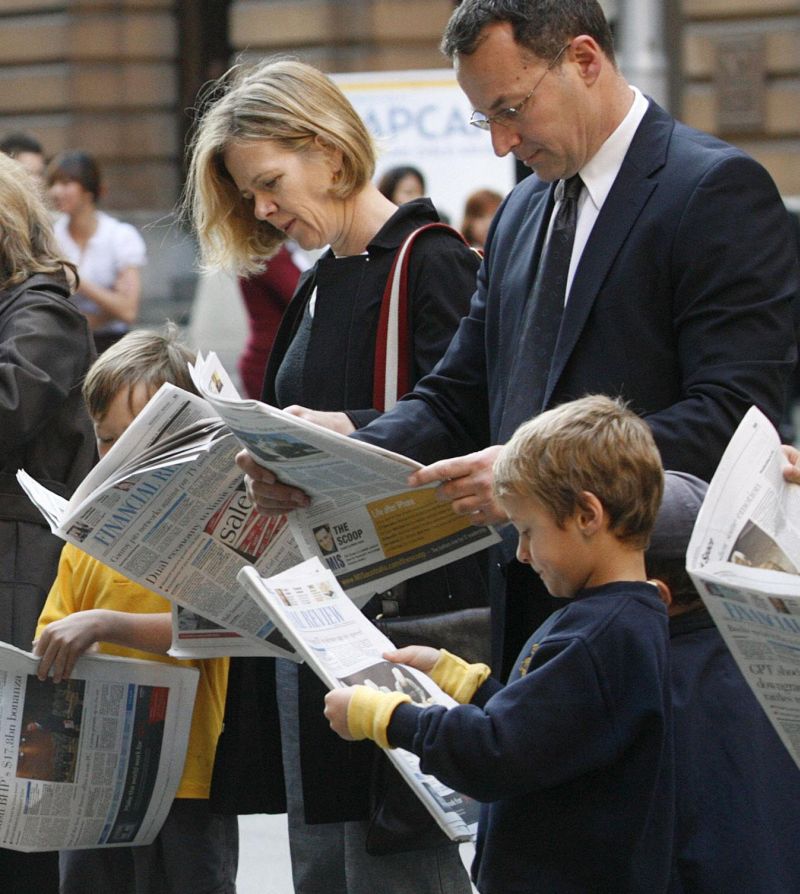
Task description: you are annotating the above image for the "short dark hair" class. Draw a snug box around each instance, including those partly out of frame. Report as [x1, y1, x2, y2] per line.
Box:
[442, 0, 616, 65]
[45, 150, 102, 202]
[377, 165, 426, 202]
[0, 131, 44, 159]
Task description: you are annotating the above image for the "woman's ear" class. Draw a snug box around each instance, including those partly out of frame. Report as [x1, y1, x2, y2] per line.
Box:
[313, 136, 343, 176]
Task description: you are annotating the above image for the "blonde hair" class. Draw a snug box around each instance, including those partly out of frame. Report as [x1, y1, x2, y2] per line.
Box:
[183, 58, 376, 274]
[493, 395, 664, 548]
[0, 152, 77, 289]
[83, 323, 197, 419]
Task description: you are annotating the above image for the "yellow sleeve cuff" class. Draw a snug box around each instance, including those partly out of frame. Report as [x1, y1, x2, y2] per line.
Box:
[430, 649, 492, 704]
[346, 686, 411, 749]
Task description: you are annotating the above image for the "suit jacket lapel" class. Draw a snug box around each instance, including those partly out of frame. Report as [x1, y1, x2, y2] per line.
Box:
[496, 182, 554, 440]
[542, 102, 674, 409]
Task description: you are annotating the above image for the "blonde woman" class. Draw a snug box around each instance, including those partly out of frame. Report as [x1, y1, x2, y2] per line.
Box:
[185, 59, 484, 894]
[0, 151, 96, 889]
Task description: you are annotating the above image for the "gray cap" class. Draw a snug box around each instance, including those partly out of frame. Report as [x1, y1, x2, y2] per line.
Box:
[648, 470, 709, 562]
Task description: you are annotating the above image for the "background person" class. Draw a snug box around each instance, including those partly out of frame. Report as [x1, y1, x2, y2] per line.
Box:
[376, 164, 426, 205]
[459, 187, 503, 250]
[0, 150, 96, 891]
[237, 242, 304, 398]
[46, 150, 147, 355]
[0, 130, 46, 183]
[185, 58, 483, 894]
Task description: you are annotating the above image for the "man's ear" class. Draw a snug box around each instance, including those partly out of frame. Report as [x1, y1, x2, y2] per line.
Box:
[568, 34, 603, 85]
[648, 578, 673, 610]
[575, 490, 604, 537]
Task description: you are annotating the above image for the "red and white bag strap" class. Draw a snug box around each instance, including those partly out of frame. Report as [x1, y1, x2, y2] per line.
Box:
[373, 222, 475, 412]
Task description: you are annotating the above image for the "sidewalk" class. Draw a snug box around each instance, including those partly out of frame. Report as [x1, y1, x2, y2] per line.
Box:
[236, 814, 477, 893]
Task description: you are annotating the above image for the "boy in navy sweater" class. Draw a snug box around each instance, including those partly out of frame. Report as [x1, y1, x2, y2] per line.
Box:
[647, 471, 800, 894]
[325, 395, 674, 894]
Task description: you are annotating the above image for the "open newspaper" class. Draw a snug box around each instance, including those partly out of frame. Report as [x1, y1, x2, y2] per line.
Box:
[0, 642, 196, 852]
[189, 351, 499, 602]
[237, 557, 480, 843]
[687, 405, 800, 770]
[17, 382, 300, 661]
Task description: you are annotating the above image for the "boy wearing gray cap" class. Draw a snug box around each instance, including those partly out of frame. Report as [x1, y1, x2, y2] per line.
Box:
[647, 471, 800, 894]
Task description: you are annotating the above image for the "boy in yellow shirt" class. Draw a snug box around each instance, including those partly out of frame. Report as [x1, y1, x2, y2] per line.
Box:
[34, 326, 236, 894]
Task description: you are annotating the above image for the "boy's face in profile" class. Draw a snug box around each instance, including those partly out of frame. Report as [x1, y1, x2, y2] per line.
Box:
[501, 493, 595, 600]
[93, 382, 152, 458]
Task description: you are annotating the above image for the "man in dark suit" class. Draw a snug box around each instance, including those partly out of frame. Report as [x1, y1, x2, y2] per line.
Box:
[240, 0, 798, 677]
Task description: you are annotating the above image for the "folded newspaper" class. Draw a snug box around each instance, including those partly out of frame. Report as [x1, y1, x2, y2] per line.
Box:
[687, 405, 800, 770]
[0, 642, 196, 852]
[17, 354, 498, 660]
[237, 557, 480, 843]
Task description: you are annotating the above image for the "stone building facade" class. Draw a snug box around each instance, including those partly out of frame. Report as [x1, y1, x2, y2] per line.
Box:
[0, 1, 796, 315]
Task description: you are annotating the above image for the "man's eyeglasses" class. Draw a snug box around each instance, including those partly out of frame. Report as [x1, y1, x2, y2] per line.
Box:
[469, 42, 571, 131]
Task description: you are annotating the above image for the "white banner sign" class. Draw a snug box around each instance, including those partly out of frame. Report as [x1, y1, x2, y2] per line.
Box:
[335, 69, 516, 227]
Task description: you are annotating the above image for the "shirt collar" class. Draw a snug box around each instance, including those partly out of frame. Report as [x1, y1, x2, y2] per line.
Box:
[578, 85, 649, 212]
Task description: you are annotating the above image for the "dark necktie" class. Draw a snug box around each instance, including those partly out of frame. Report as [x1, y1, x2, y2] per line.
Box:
[500, 174, 583, 440]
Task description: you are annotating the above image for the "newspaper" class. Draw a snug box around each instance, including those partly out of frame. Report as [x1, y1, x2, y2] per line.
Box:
[686, 405, 800, 769]
[0, 642, 196, 852]
[189, 351, 500, 603]
[237, 557, 480, 843]
[17, 382, 300, 661]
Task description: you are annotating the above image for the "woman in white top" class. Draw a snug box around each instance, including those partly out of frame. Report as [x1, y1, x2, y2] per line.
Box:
[47, 150, 147, 353]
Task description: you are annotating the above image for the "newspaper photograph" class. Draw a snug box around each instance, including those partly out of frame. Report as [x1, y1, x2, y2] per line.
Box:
[190, 352, 500, 603]
[686, 405, 800, 769]
[237, 557, 480, 843]
[17, 383, 299, 661]
[0, 642, 196, 852]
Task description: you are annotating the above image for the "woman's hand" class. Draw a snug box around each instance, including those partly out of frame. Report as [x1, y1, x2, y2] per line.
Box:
[383, 646, 441, 675]
[236, 450, 310, 515]
[284, 406, 356, 436]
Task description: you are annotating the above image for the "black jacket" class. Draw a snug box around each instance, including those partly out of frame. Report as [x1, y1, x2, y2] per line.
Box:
[0, 272, 96, 648]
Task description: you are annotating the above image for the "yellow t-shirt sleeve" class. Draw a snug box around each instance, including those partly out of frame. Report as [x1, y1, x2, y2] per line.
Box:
[346, 686, 411, 749]
[429, 649, 491, 704]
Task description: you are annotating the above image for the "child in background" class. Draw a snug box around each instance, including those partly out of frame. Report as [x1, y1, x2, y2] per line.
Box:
[647, 471, 800, 894]
[33, 325, 237, 894]
[324, 395, 674, 894]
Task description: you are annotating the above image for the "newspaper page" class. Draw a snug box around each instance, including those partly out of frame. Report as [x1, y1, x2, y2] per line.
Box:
[237, 558, 480, 843]
[686, 405, 800, 769]
[16, 383, 299, 661]
[0, 642, 196, 852]
[190, 352, 500, 604]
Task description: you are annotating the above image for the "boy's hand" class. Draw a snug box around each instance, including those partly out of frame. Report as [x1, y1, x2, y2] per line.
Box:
[33, 611, 105, 683]
[324, 688, 355, 740]
[236, 449, 310, 515]
[384, 646, 441, 675]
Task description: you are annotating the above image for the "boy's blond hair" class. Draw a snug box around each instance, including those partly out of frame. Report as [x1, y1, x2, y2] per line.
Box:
[493, 395, 664, 549]
[83, 323, 196, 419]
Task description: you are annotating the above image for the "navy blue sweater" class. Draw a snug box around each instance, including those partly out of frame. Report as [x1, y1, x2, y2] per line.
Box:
[388, 581, 674, 893]
[670, 608, 800, 893]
